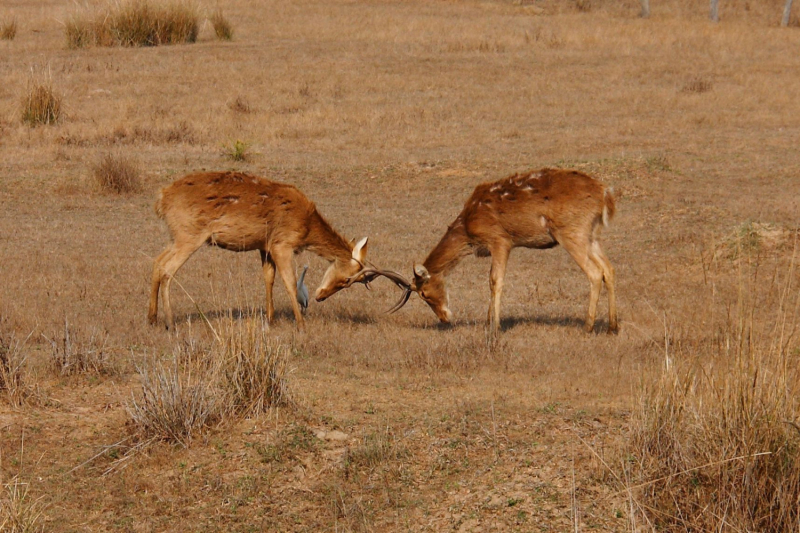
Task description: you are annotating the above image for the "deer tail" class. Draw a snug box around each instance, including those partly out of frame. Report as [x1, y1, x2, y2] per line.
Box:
[602, 187, 616, 227]
[154, 189, 167, 220]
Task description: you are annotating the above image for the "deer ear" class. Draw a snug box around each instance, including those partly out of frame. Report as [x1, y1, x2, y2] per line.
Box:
[352, 237, 368, 262]
[413, 264, 430, 283]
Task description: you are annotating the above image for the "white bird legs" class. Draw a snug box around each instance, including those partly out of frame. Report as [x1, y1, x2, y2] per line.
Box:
[296, 265, 309, 314]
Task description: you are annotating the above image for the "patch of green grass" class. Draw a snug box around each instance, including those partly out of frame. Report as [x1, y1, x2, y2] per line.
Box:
[222, 139, 251, 162]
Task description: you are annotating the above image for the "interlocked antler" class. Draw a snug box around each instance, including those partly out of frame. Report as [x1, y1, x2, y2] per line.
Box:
[345, 268, 413, 313]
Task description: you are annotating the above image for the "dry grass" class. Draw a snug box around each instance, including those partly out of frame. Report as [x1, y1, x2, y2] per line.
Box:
[216, 319, 293, 416]
[0, 333, 32, 408]
[626, 257, 800, 530]
[66, 0, 199, 48]
[46, 319, 117, 376]
[2, 0, 800, 529]
[0, 17, 17, 40]
[93, 153, 142, 194]
[0, 477, 46, 533]
[20, 76, 61, 126]
[209, 8, 233, 41]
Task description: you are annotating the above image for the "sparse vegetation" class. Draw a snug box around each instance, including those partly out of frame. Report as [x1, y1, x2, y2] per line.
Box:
[21, 76, 61, 126]
[210, 8, 233, 40]
[93, 153, 142, 194]
[0, 17, 17, 40]
[66, 0, 199, 48]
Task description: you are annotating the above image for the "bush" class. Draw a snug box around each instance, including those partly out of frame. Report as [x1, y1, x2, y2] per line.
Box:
[21, 77, 62, 126]
[66, 0, 199, 48]
[93, 153, 142, 194]
[210, 8, 233, 41]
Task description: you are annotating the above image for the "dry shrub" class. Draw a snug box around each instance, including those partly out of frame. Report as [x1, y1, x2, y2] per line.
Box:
[626, 262, 800, 531]
[21, 77, 61, 126]
[216, 319, 293, 416]
[66, 0, 199, 48]
[0, 332, 32, 407]
[210, 8, 233, 40]
[0, 476, 47, 532]
[127, 321, 291, 446]
[127, 359, 220, 447]
[46, 319, 116, 377]
[1, 17, 17, 40]
[93, 153, 142, 194]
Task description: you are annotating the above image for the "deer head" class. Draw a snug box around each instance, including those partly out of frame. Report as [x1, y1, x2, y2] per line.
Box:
[411, 264, 452, 323]
[315, 237, 370, 302]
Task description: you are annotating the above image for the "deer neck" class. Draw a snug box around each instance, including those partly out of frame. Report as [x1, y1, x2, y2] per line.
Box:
[304, 209, 353, 263]
[423, 217, 471, 276]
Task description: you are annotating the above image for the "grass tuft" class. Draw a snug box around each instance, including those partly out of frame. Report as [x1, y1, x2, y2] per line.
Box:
[1, 17, 17, 40]
[210, 8, 233, 40]
[0, 476, 47, 532]
[66, 0, 199, 48]
[21, 76, 62, 127]
[222, 139, 251, 161]
[127, 359, 220, 447]
[93, 153, 142, 194]
[217, 320, 293, 416]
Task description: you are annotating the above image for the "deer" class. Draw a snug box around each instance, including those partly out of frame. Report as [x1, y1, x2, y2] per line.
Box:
[148, 171, 394, 331]
[351, 168, 618, 338]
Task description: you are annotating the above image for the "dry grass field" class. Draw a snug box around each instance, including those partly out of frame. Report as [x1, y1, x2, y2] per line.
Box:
[1, 0, 800, 531]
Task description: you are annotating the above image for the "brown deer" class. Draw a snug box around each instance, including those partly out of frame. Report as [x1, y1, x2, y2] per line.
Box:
[360, 168, 618, 337]
[148, 171, 379, 330]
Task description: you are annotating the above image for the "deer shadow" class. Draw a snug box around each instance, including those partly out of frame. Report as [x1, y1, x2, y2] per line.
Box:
[500, 314, 617, 334]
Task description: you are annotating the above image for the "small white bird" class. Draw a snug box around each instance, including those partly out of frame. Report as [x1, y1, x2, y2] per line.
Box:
[296, 265, 309, 314]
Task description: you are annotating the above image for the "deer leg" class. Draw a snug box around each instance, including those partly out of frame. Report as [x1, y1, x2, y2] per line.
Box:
[271, 246, 305, 330]
[561, 238, 604, 333]
[590, 241, 617, 333]
[161, 242, 201, 330]
[260, 250, 276, 324]
[148, 247, 174, 325]
[487, 245, 511, 339]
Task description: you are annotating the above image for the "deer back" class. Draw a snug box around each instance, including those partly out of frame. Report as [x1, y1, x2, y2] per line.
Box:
[460, 169, 610, 247]
[156, 171, 315, 251]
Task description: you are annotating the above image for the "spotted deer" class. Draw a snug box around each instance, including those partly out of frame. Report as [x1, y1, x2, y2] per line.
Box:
[356, 169, 618, 337]
[148, 171, 378, 330]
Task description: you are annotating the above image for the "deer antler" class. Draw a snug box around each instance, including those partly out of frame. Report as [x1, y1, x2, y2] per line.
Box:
[345, 268, 413, 313]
